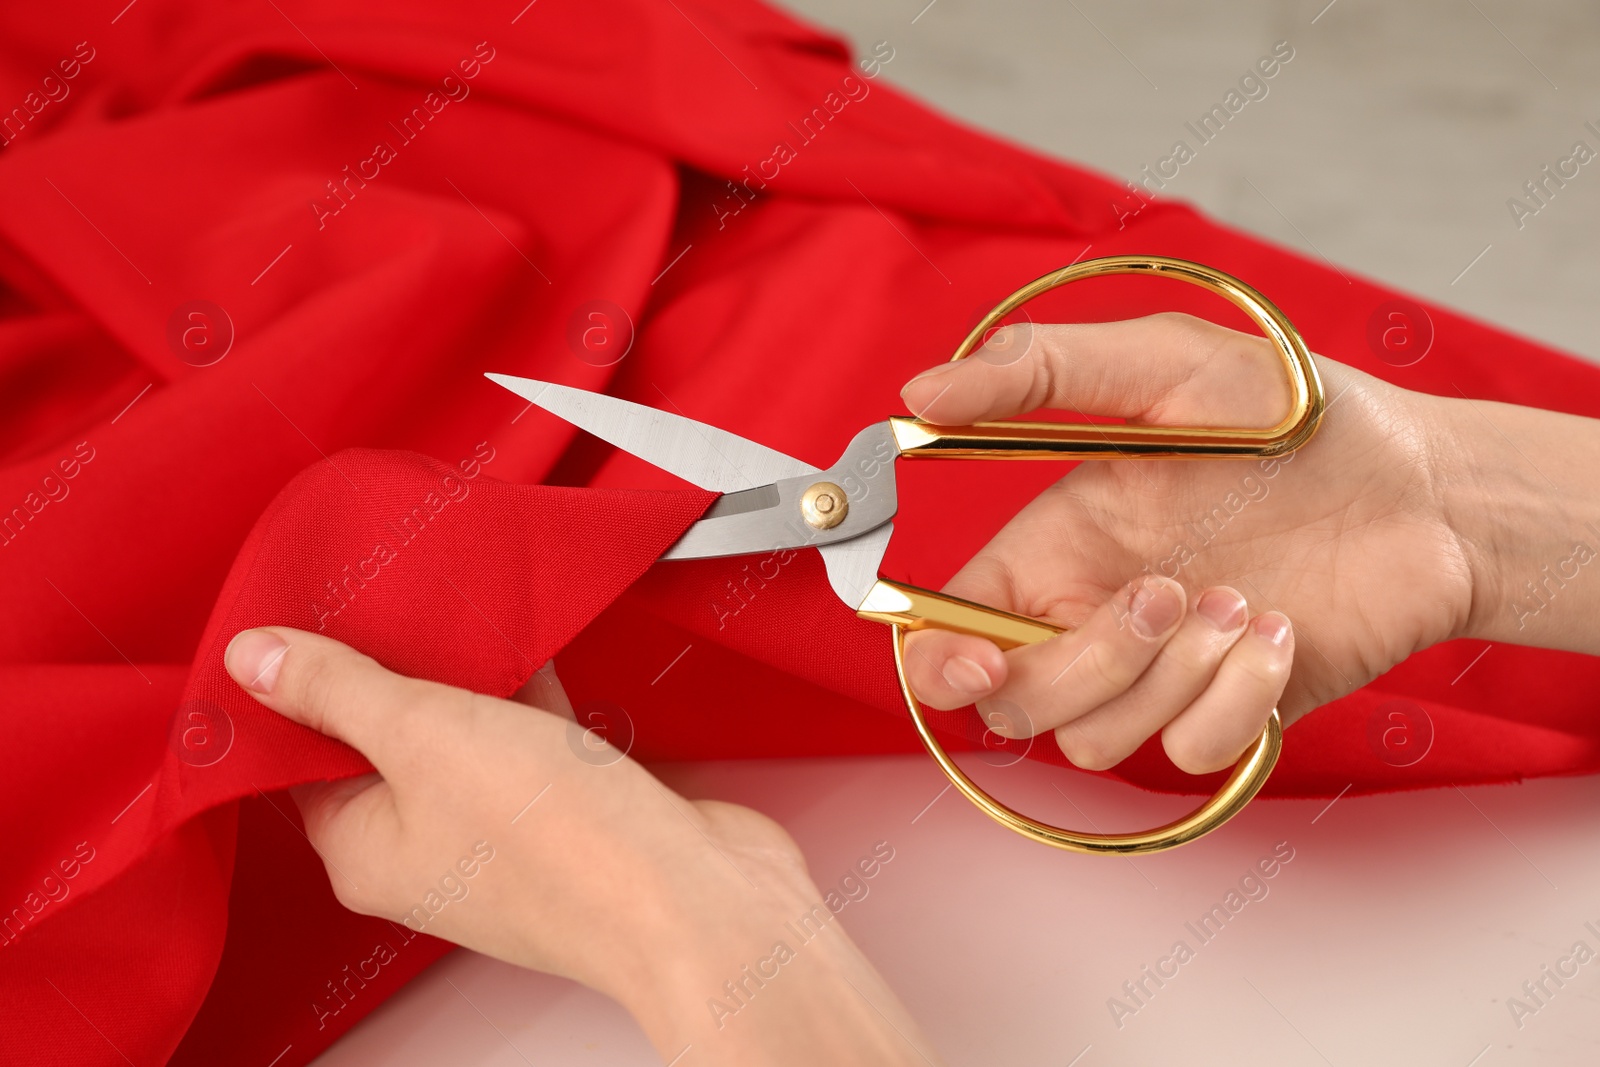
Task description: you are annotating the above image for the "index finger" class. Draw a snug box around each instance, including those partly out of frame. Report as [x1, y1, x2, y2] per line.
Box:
[900, 313, 1291, 429]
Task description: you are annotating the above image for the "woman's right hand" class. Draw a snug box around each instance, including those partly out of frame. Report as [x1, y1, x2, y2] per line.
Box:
[897, 313, 1494, 775]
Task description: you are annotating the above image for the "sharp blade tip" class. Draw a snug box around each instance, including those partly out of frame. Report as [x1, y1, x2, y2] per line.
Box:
[484, 373, 550, 400]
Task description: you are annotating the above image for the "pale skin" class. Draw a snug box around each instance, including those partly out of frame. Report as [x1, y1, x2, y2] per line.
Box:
[225, 313, 1600, 1062]
[223, 631, 936, 1066]
[900, 313, 1600, 773]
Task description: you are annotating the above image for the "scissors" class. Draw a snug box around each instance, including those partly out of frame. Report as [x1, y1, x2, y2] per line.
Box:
[489, 256, 1325, 855]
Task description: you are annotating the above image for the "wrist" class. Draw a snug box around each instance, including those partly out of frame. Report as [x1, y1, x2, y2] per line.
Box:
[1429, 390, 1600, 652]
[632, 914, 936, 1067]
[603, 804, 937, 1065]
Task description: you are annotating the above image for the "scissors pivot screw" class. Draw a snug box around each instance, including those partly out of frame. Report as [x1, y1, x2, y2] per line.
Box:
[800, 482, 849, 530]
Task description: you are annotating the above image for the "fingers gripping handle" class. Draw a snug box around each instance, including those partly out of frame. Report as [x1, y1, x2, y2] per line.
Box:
[858, 577, 1062, 649]
[864, 255, 1309, 853]
[891, 254, 1326, 461]
[862, 577, 1284, 855]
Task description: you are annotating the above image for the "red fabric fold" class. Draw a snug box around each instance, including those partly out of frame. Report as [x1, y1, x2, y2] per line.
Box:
[4, 1, 1600, 1062]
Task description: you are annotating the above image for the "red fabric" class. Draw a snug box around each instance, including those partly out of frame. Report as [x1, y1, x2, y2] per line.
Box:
[3, 1, 1599, 1063]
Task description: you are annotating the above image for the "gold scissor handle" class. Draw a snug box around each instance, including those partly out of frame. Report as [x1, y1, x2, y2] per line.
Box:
[861, 578, 1282, 855]
[863, 255, 1320, 855]
[889, 254, 1324, 459]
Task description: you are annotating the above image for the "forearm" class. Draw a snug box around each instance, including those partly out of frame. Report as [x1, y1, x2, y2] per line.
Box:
[1431, 391, 1600, 653]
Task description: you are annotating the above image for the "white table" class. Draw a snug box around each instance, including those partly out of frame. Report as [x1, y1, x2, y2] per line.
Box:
[313, 753, 1600, 1066]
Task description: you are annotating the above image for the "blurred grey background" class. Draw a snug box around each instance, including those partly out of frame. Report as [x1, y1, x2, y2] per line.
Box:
[777, 0, 1600, 362]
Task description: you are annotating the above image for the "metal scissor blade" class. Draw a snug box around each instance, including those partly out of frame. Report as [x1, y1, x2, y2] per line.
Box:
[485, 374, 816, 492]
[660, 421, 901, 565]
[819, 524, 894, 611]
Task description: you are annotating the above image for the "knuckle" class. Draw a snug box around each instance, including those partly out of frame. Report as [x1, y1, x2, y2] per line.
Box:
[1026, 335, 1063, 406]
[387, 684, 471, 771]
[1148, 310, 1202, 331]
[327, 873, 380, 916]
[989, 322, 1024, 350]
[1074, 639, 1137, 697]
[384, 698, 433, 754]
[950, 552, 1025, 615]
[1150, 310, 1231, 347]
[905, 664, 966, 713]
[1165, 730, 1236, 776]
[903, 628, 947, 664]
[1148, 311, 1219, 348]
[284, 646, 347, 725]
[1160, 638, 1219, 681]
[1156, 313, 1245, 375]
[1054, 720, 1120, 771]
[460, 689, 505, 737]
[1029, 322, 1074, 366]
[1236, 653, 1292, 692]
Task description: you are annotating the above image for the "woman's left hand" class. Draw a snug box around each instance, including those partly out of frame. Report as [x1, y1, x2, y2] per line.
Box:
[225, 627, 938, 1066]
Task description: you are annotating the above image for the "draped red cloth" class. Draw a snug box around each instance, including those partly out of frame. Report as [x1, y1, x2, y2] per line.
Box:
[3, 1, 1599, 1063]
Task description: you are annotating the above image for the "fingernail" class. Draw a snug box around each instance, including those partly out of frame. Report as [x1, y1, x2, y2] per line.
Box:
[1252, 613, 1292, 647]
[941, 655, 993, 695]
[1196, 587, 1247, 632]
[1128, 577, 1183, 638]
[226, 629, 289, 694]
